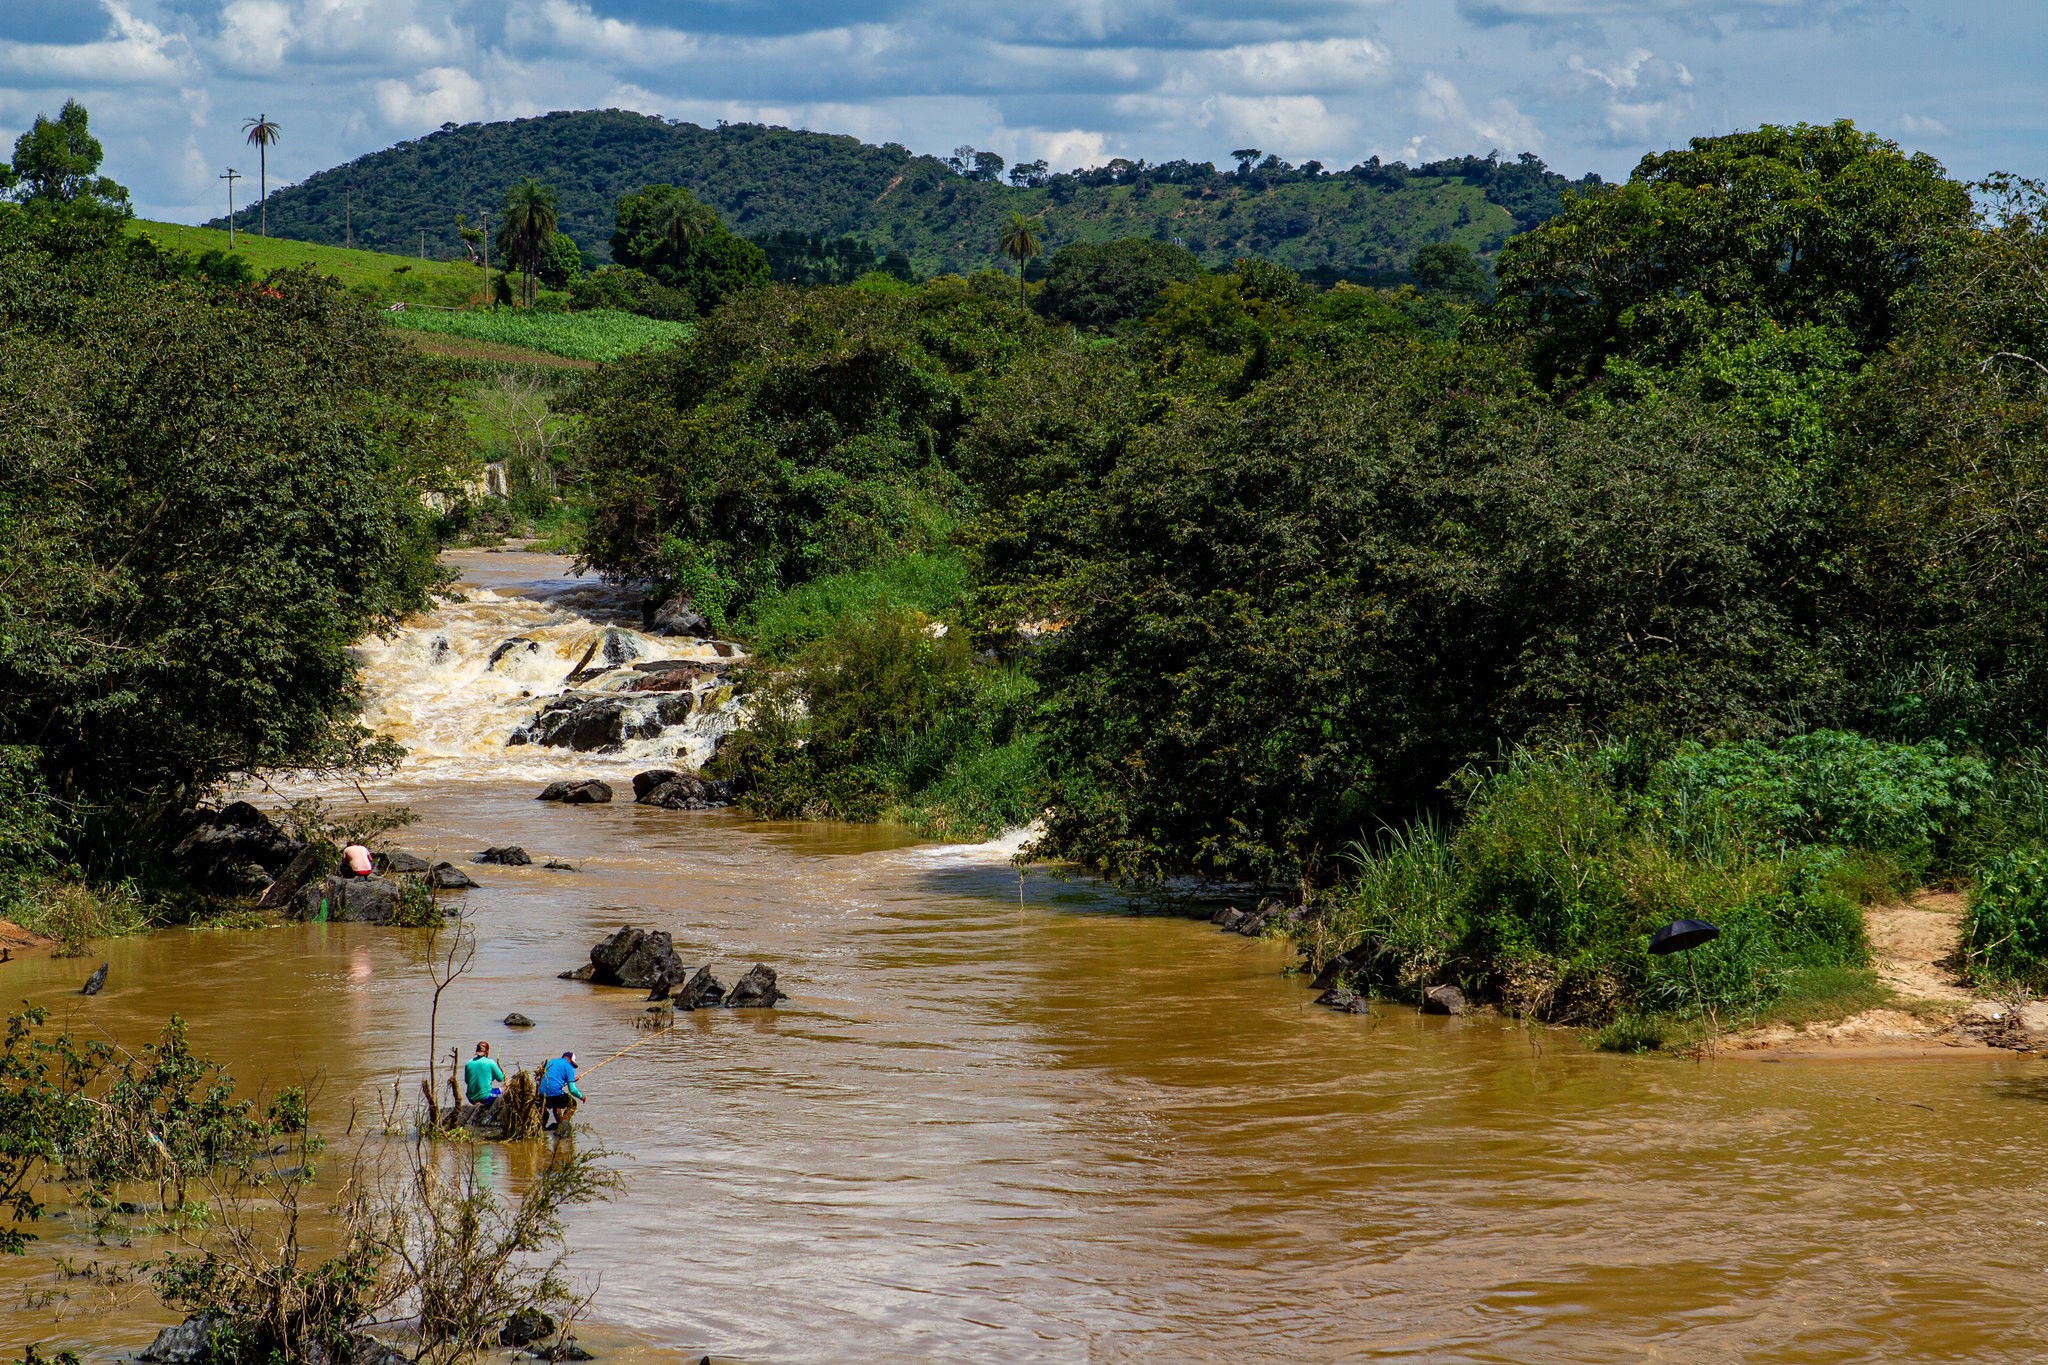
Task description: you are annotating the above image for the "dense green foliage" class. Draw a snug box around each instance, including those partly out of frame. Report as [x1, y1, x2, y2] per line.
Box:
[218, 110, 1597, 276]
[574, 281, 1039, 614]
[0, 195, 459, 892]
[609, 184, 770, 314]
[1033, 237, 1202, 329]
[387, 306, 689, 362]
[1962, 846, 2048, 990]
[5, 100, 127, 209]
[1494, 121, 1972, 389]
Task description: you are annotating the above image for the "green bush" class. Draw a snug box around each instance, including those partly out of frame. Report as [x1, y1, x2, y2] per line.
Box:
[1649, 731, 1990, 875]
[715, 606, 1042, 840]
[1961, 846, 2048, 990]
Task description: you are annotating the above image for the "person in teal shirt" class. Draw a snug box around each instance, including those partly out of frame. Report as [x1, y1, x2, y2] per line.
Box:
[538, 1050, 584, 1130]
[463, 1041, 505, 1106]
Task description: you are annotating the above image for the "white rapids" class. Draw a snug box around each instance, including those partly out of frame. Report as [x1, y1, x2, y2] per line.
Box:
[348, 551, 746, 786]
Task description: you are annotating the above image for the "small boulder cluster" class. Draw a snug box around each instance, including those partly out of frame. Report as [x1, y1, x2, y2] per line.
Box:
[1308, 941, 1467, 1018]
[1209, 898, 1306, 938]
[563, 925, 786, 1010]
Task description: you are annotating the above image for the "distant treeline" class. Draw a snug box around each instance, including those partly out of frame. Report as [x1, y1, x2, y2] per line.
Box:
[212, 109, 1599, 277]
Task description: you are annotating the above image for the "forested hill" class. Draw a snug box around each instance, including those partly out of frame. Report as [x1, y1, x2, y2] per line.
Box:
[212, 108, 1600, 277]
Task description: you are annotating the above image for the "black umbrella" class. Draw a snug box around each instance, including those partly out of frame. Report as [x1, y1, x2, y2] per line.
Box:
[1648, 919, 1719, 955]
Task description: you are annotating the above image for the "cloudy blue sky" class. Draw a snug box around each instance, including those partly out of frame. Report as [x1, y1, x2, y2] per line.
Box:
[2, 0, 2038, 222]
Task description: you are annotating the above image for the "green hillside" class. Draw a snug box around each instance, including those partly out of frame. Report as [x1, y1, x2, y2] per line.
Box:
[211, 109, 1600, 278]
[130, 219, 489, 307]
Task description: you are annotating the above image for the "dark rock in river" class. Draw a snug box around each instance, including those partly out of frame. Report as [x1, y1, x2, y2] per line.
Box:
[428, 861, 478, 889]
[256, 844, 324, 909]
[585, 925, 685, 990]
[1422, 984, 1466, 1016]
[503, 1012, 535, 1028]
[81, 962, 108, 996]
[171, 801, 304, 894]
[499, 1308, 557, 1348]
[632, 768, 732, 810]
[1311, 944, 1374, 992]
[379, 849, 431, 874]
[673, 964, 725, 1010]
[537, 779, 613, 804]
[724, 964, 786, 1008]
[1315, 987, 1371, 1014]
[487, 636, 539, 671]
[544, 859, 577, 871]
[632, 768, 680, 801]
[1213, 906, 1247, 932]
[512, 693, 695, 752]
[644, 593, 712, 639]
[476, 846, 532, 866]
[141, 1316, 221, 1363]
[296, 875, 401, 924]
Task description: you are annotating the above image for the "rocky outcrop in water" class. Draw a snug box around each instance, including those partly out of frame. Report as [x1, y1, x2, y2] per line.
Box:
[725, 964, 786, 1008]
[510, 692, 697, 752]
[1422, 984, 1466, 1016]
[563, 925, 685, 989]
[429, 861, 478, 889]
[379, 850, 431, 874]
[632, 768, 734, 810]
[644, 594, 712, 639]
[81, 962, 108, 996]
[671, 964, 725, 1009]
[295, 875, 402, 924]
[171, 802, 305, 895]
[476, 846, 532, 866]
[537, 779, 614, 804]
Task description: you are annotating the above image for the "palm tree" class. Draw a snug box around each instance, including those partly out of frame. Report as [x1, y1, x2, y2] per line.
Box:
[242, 115, 281, 237]
[496, 179, 559, 308]
[998, 211, 1043, 310]
[664, 202, 704, 254]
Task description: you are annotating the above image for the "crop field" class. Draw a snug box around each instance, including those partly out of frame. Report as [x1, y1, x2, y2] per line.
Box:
[383, 307, 692, 362]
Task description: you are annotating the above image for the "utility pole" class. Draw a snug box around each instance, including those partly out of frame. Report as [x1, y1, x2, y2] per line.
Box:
[345, 187, 352, 249]
[419, 227, 426, 260]
[481, 208, 490, 307]
[221, 168, 242, 248]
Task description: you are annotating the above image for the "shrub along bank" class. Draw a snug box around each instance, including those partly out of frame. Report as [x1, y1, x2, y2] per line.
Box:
[1306, 733, 2010, 1042]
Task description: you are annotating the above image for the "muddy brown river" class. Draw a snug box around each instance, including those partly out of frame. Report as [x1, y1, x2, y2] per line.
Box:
[6, 554, 2048, 1362]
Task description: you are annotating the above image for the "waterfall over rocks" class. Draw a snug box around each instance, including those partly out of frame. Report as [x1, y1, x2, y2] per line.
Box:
[346, 558, 745, 783]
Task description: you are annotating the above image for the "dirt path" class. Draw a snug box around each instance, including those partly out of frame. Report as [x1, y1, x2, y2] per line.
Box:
[1726, 892, 1996, 1060]
[1868, 891, 1974, 1002]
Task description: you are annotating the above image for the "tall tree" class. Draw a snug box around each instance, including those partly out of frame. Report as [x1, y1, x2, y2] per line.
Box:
[497, 178, 559, 308]
[1492, 120, 1973, 390]
[6, 100, 128, 210]
[241, 114, 281, 238]
[998, 211, 1043, 310]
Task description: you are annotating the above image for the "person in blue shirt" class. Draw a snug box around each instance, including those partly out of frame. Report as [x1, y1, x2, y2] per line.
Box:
[538, 1050, 585, 1130]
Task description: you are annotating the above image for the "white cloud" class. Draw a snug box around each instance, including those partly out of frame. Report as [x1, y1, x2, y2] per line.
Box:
[1565, 49, 1693, 143]
[215, 0, 295, 72]
[1414, 72, 1544, 155]
[0, 1, 193, 86]
[1193, 37, 1392, 93]
[1898, 112, 1948, 138]
[1014, 127, 1109, 169]
[373, 65, 487, 128]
